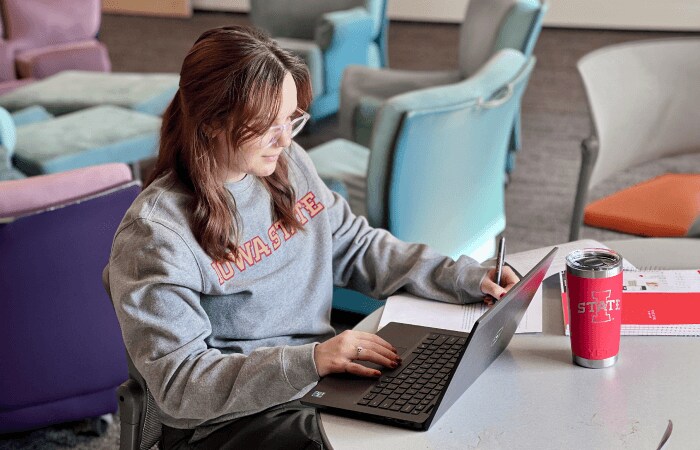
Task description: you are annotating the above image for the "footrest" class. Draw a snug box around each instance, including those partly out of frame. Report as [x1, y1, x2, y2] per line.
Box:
[13, 105, 161, 175]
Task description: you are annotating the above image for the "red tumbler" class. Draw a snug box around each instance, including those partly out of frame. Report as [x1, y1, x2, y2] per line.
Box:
[566, 249, 623, 368]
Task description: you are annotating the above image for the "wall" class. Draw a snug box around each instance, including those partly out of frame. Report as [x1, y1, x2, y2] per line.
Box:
[103, 0, 192, 17]
[191, 0, 700, 31]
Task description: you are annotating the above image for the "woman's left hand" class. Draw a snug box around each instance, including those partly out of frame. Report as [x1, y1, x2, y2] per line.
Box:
[480, 266, 519, 306]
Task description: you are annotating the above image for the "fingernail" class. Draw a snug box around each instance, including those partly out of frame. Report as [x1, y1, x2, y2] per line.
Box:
[391, 361, 398, 368]
[500, 292, 507, 299]
[374, 370, 382, 377]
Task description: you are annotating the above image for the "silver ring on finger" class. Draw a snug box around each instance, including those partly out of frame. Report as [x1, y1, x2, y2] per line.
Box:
[356, 346, 363, 360]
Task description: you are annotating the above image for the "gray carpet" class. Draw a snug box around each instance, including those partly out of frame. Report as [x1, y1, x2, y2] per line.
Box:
[2, 10, 698, 450]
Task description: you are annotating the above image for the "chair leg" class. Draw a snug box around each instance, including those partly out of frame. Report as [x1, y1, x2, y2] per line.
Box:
[130, 161, 141, 182]
[570, 136, 599, 242]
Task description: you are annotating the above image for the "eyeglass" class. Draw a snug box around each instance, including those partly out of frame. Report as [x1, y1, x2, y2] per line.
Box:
[261, 108, 310, 148]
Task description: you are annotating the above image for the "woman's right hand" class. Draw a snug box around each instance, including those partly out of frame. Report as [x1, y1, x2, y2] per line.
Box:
[314, 330, 402, 377]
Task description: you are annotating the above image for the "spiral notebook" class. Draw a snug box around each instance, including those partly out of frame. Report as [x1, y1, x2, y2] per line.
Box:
[560, 269, 700, 336]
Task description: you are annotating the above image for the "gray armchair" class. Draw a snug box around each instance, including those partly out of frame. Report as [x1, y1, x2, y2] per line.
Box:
[249, 0, 388, 121]
[570, 38, 700, 241]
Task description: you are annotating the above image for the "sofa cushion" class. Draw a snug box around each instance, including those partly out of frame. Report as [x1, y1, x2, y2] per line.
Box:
[0, 70, 179, 116]
[308, 138, 370, 218]
[13, 105, 161, 175]
[584, 173, 700, 237]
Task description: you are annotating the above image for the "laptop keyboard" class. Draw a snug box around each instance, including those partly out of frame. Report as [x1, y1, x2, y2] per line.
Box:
[357, 332, 467, 415]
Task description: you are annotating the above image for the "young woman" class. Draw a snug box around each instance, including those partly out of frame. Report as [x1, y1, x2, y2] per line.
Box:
[104, 25, 518, 449]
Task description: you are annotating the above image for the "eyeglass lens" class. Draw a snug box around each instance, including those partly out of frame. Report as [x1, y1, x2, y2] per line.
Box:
[264, 113, 307, 147]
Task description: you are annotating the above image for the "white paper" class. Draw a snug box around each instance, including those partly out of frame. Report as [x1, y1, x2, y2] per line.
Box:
[624, 270, 700, 292]
[378, 290, 543, 334]
[505, 239, 636, 279]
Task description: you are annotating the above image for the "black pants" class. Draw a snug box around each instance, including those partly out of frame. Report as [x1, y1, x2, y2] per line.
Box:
[161, 401, 328, 450]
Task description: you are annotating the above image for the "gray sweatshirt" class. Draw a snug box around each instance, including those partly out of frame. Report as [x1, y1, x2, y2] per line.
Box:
[103, 142, 488, 435]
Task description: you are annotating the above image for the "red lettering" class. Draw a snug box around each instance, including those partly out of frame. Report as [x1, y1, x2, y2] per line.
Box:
[233, 241, 255, 271]
[268, 224, 282, 250]
[275, 221, 293, 240]
[251, 236, 272, 262]
[294, 203, 309, 225]
[211, 193, 327, 283]
[299, 191, 325, 217]
[211, 260, 235, 285]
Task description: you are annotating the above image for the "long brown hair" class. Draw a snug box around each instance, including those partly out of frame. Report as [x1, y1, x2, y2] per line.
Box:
[147, 25, 312, 261]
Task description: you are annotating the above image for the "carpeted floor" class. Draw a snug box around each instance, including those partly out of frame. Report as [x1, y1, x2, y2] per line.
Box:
[1, 10, 698, 450]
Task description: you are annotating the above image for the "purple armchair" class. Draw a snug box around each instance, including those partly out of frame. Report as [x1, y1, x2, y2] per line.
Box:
[0, 0, 111, 94]
[0, 163, 137, 434]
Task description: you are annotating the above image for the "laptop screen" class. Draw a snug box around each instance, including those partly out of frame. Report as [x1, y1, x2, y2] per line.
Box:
[431, 247, 557, 423]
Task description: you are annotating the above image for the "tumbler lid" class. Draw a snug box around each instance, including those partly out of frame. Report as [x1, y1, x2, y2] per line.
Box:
[566, 248, 622, 278]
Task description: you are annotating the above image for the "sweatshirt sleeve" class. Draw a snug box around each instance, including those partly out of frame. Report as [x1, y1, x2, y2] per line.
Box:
[105, 218, 319, 424]
[292, 143, 490, 304]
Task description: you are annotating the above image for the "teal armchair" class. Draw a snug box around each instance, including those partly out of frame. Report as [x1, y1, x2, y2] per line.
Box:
[249, 0, 388, 121]
[309, 49, 536, 315]
[339, 0, 546, 174]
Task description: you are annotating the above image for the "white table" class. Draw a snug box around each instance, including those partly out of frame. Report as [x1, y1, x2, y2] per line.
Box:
[321, 238, 700, 449]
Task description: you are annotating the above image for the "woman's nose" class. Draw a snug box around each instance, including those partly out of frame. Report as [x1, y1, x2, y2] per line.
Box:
[277, 127, 293, 147]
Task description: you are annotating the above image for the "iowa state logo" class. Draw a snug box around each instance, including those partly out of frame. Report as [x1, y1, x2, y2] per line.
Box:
[577, 289, 621, 323]
[210, 191, 325, 285]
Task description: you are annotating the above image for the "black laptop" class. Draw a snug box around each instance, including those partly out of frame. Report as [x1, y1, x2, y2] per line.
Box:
[301, 247, 557, 430]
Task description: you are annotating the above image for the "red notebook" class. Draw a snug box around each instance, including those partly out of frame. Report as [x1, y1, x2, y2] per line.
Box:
[560, 270, 700, 336]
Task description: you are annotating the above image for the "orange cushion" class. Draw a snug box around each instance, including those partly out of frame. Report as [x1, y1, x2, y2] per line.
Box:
[584, 174, 700, 237]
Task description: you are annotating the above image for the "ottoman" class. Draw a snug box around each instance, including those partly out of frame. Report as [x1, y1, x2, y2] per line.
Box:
[12, 105, 161, 177]
[0, 70, 179, 116]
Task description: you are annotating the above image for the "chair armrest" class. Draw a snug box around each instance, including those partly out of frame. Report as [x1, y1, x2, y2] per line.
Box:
[15, 40, 111, 79]
[0, 162, 134, 219]
[344, 66, 460, 100]
[271, 37, 325, 99]
[117, 378, 144, 427]
[117, 378, 146, 450]
[338, 66, 459, 141]
[316, 7, 373, 50]
[494, 0, 547, 57]
[316, 7, 374, 93]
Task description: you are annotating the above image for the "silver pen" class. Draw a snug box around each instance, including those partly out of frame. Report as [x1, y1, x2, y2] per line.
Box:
[494, 237, 506, 301]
